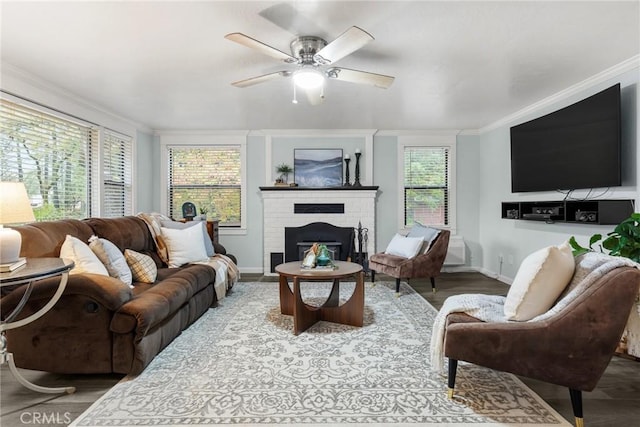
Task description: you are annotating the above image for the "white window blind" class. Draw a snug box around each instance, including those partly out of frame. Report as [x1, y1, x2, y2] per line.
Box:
[168, 146, 241, 227]
[404, 146, 449, 227]
[102, 130, 133, 218]
[0, 99, 94, 220]
[0, 98, 133, 220]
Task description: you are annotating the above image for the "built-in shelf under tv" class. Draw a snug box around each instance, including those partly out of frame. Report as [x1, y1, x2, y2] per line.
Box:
[510, 83, 621, 193]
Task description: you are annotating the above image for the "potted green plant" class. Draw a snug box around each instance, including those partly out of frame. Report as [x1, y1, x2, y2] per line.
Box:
[569, 212, 640, 358]
[276, 163, 293, 184]
[569, 212, 640, 262]
[199, 206, 209, 221]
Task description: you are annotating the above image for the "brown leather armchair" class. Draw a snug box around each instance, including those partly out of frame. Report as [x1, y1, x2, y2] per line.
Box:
[369, 229, 450, 294]
[443, 265, 640, 427]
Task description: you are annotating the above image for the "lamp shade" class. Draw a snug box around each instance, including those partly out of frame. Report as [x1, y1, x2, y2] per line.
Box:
[0, 182, 36, 224]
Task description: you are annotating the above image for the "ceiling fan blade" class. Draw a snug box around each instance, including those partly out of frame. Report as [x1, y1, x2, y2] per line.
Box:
[225, 33, 297, 63]
[305, 86, 325, 106]
[313, 26, 374, 65]
[231, 71, 290, 88]
[327, 67, 395, 89]
[258, 3, 326, 38]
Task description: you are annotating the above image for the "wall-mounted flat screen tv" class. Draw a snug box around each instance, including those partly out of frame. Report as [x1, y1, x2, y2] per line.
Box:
[510, 83, 621, 193]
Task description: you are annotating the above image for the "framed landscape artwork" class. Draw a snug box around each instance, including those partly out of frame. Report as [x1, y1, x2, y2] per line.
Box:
[294, 149, 343, 187]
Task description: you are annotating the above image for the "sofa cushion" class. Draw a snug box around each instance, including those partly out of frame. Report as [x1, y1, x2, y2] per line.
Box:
[161, 225, 209, 267]
[60, 235, 109, 276]
[17, 219, 94, 258]
[384, 233, 424, 259]
[369, 252, 409, 268]
[111, 264, 216, 335]
[125, 249, 158, 284]
[89, 236, 133, 286]
[504, 241, 575, 321]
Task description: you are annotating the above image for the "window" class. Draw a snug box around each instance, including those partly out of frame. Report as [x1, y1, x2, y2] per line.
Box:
[168, 146, 242, 227]
[0, 98, 133, 220]
[102, 130, 133, 217]
[399, 135, 456, 230]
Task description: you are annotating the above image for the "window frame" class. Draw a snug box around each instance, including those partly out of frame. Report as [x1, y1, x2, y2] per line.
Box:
[397, 134, 457, 233]
[159, 132, 247, 235]
[99, 129, 134, 218]
[0, 93, 135, 220]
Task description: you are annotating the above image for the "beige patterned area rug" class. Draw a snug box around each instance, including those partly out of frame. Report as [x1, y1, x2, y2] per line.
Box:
[71, 281, 570, 427]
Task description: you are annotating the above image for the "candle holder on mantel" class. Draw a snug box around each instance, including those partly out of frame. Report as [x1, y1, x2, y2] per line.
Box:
[354, 151, 362, 187]
[343, 156, 352, 186]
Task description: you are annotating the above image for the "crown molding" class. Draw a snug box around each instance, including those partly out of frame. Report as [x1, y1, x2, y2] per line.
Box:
[375, 129, 461, 137]
[154, 129, 249, 136]
[258, 129, 377, 137]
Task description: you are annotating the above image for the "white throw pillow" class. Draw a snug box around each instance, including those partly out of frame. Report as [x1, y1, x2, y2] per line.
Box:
[88, 236, 133, 287]
[60, 235, 109, 276]
[504, 241, 575, 321]
[384, 233, 425, 259]
[407, 222, 441, 253]
[161, 225, 209, 267]
[160, 220, 215, 257]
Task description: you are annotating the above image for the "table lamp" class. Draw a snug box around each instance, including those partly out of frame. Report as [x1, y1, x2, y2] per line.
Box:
[0, 182, 36, 265]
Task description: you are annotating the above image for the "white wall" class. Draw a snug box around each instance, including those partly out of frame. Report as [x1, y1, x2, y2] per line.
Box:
[372, 134, 399, 253]
[455, 134, 482, 268]
[135, 130, 155, 213]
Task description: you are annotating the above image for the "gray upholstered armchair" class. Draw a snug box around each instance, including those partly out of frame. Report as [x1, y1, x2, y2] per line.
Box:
[369, 229, 450, 294]
[443, 261, 640, 427]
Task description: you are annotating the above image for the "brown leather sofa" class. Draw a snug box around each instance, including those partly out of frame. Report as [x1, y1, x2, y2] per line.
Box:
[1, 216, 232, 375]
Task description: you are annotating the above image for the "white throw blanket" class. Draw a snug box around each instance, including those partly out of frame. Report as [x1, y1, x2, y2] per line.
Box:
[429, 252, 639, 373]
[193, 254, 238, 301]
[429, 294, 507, 373]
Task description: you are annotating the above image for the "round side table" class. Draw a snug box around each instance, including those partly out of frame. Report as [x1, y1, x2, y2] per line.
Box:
[1, 258, 75, 394]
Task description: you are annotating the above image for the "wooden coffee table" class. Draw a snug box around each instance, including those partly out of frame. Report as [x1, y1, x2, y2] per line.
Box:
[275, 261, 364, 335]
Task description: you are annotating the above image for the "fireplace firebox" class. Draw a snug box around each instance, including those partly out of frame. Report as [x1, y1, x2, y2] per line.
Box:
[285, 222, 355, 263]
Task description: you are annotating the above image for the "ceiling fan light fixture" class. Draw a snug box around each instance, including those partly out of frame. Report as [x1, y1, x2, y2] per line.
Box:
[293, 68, 324, 89]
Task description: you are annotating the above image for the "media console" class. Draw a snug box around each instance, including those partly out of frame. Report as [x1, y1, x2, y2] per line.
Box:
[501, 200, 634, 225]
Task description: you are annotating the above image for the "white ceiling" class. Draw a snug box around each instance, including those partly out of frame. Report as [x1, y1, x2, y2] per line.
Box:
[1, 1, 638, 131]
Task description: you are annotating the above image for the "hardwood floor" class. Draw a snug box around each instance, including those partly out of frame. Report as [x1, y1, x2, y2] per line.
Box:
[1, 272, 638, 426]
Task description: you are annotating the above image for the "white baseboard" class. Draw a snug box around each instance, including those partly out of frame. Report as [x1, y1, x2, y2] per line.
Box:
[238, 267, 265, 274]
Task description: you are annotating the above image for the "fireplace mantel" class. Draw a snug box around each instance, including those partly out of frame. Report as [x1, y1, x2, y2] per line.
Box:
[259, 186, 379, 191]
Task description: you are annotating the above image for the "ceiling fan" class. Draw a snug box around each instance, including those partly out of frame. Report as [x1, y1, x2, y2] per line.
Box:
[224, 26, 395, 104]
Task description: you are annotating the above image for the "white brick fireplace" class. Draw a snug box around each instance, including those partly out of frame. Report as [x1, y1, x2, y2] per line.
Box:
[261, 187, 378, 274]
